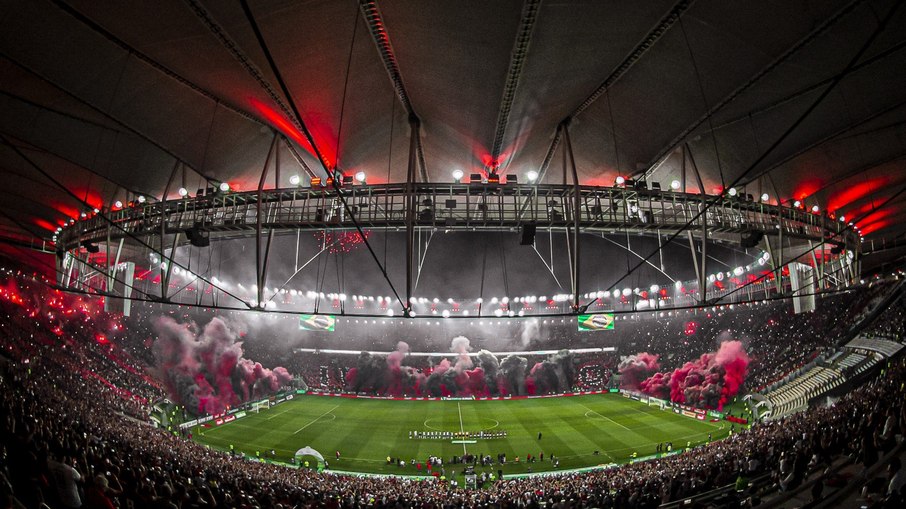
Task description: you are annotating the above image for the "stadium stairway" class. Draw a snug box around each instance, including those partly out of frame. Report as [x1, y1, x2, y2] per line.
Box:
[763, 338, 902, 420]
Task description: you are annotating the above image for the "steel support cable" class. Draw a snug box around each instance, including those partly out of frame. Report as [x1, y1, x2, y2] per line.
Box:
[637, 0, 866, 180]
[334, 7, 360, 171]
[738, 99, 906, 189]
[0, 210, 158, 303]
[0, 90, 126, 134]
[711, 180, 906, 306]
[677, 16, 726, 190]
[51, 0, 268, 127]
[534, 0, 695, 183]
[706, 39, 906, 137]
[0, 54, 221, 187]
[0, 133, 249, 306]
[184, 0, 318, 178]
[490, 0, 542, 169]
[0, 131, 148, 202]
[7, 234, 862, 322]
[358, 0, 428, 182]
[596, 0, 902, 312]
[239, 0, 406, 312]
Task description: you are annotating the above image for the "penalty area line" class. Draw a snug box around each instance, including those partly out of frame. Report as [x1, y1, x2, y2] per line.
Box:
[579, 403, 632, 432]
[293, 404, 339, 435]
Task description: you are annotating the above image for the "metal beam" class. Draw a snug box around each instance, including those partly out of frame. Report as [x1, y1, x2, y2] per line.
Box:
[563, 124, 581, 311]
[684, 145, 708, 302]
[405, 116, 420, 315]
[359, 0, 429, 182]
[638, 0, 866, 181]
[489, 0, 542, 169]
[256, 135, 278, 308]
[159, 160, 180, 300]
[535, 0, 695, 183]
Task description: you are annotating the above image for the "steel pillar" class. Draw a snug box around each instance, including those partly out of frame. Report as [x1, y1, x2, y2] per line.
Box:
[563, 123, 581, 311]
[256, 135, 278, 308]
[685, 145, 708, 302]
[159, 160, 180, 300]
[405, 116, 420, 315]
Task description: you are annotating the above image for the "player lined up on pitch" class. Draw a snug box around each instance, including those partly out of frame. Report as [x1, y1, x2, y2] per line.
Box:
[409, 430, 508, 439]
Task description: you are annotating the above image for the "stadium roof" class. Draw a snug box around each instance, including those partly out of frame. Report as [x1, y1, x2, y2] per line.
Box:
[2, 0, 905, 256]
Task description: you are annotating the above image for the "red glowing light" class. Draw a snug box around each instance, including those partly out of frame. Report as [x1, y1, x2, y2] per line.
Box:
[827, 177, 891, 212]
[792, 178, 824, 201]
[248, 97, 336, 169]
[684, 321, 698, 336]
[314, 230, 371, 254]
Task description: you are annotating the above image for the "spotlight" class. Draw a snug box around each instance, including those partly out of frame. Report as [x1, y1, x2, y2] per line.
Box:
[727, 187, 738, 197]
[761, 193, 770, 202]
[527, 170, 539, 182]
[178, 187, 188, 197]
[114, 200, 123, 209]
[839, 215, 845, 222]
[452, 169, 464, 182]
[442, 310, 450, 318]
[355, 171, 366, 183]
[219, 182, 230, 192]
[137, 195, 146, 203]
[793, 200, 801, 208]
[811, 205, 820, 213]
[289, 174, 301, 186]
[615, 176, 625, 186]
[670, 180, 681, 190]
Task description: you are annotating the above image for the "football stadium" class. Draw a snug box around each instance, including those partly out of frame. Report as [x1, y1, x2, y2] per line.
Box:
[1, 1, 906, 508]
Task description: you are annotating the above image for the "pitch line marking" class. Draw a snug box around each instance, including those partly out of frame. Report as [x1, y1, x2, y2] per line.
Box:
[293, 404, 339, 435]
[264, 404, 295, 421]
[457, 402, 467, 455]
[580, 405, 632, 432]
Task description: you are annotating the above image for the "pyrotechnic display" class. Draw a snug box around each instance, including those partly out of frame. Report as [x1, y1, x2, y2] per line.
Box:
[345, 337, 576, 397]
[153, 316, 292, 415]
[2, 2, 902, 506]
[619, 341, 750, 410]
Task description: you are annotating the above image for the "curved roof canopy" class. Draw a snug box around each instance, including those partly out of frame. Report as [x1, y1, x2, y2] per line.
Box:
[2, 0, 906, 249]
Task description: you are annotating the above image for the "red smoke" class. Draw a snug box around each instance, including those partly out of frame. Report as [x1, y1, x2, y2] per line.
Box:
[153, 317, 292, 415]
[626, 341, 749, 410]
[618, 352, 661, 390]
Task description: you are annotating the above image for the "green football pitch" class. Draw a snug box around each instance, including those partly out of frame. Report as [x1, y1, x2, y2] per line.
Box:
[192, 394, 730, 476]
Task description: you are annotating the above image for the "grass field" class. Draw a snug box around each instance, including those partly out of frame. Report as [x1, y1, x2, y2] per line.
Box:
[193, 394, 730, 476]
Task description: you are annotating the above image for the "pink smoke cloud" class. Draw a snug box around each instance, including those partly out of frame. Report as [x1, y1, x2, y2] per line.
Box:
[631, 341, 750, 410]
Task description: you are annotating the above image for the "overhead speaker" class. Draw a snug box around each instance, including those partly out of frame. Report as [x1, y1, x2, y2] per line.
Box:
[740, 231, 764, 248]
[520, 224, 536, 245]
[187, 226, 210, 247]
[81, 240, 99, 253]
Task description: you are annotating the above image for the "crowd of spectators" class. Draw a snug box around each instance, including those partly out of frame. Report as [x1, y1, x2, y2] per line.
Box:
[1, 270, 905, 508]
